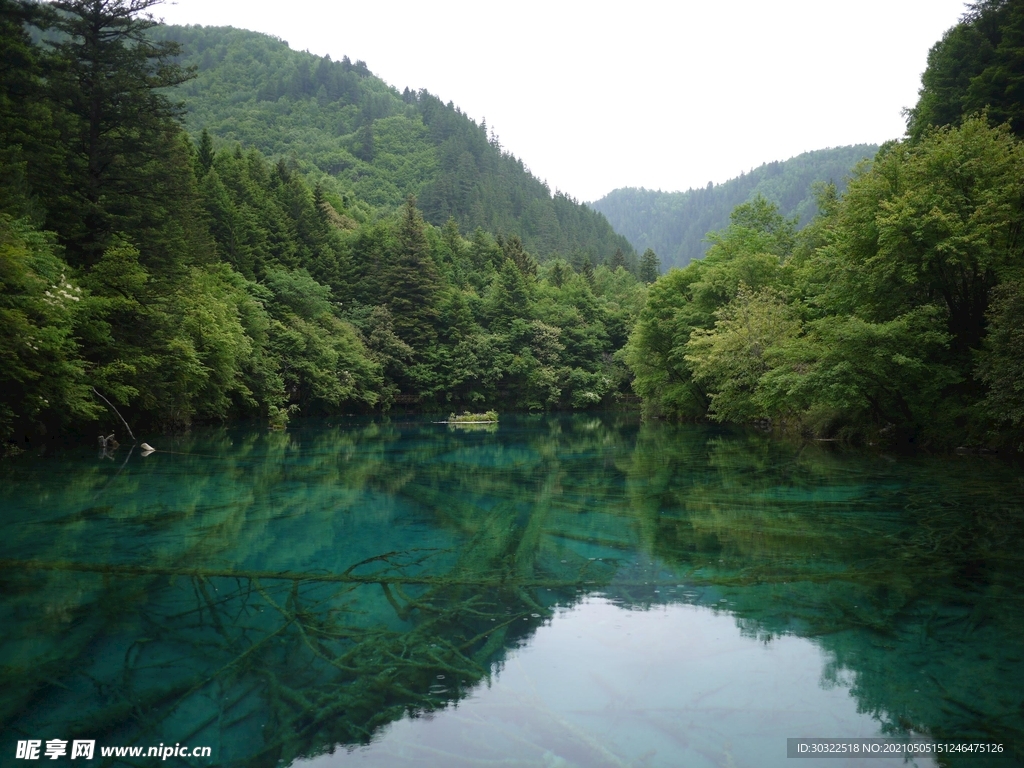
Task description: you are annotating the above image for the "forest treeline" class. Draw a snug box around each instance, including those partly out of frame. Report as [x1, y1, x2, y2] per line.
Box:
[153, 24, 635, 265]
[0, 0, 651, 447]
[627, 0, 1024, 449]
[5, 0, 1024, 452]
[591, 145, 877, 270]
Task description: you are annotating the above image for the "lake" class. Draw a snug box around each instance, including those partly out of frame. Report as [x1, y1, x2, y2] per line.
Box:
[1, 414, 1022, 767]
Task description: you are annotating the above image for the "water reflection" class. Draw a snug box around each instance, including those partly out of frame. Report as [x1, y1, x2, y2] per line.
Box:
[307, 599, 932, 768]
[0, 416, 1022, 767]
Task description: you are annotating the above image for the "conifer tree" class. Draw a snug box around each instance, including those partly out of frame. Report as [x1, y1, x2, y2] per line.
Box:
[386, 196, 441, 348]
[0, 0, 56, 218]
[639, 248, 661, 283]
[197, 128, 215, 174]
[500, 233, 537, 277]
[43, 0, 195, 264]
[609, 248, 627, 271]
[548, 260, 569, 288]
[574, 255, 595, 284]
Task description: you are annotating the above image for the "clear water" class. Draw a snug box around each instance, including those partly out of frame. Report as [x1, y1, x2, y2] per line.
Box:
[1, 415, 1022, 767]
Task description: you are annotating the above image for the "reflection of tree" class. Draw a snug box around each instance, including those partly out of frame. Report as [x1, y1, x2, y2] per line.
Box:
[3, 550, 578, 766]
[0, 417, 641, 765]
[1, 416, 1023, 765]
[623, 423, 1024, 763]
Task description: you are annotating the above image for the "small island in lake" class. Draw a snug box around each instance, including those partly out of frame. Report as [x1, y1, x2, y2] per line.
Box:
[447, 411, 499, 424]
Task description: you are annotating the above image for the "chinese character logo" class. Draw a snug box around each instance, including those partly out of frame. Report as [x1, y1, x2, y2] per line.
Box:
[71, 741, 95, 760]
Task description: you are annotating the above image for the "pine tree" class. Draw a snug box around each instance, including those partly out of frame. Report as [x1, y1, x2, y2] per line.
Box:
[571, 251, 595, 284]
[639, 248, 661, 283]
[498, 233, 537, 277]
[548, 260, 569, 288]
[490, 258, 532, 330]
[386, 196, 441, 348]
[43, 0, 195, 264]
[0, 0, 58, 218]
[197, 128, 215, 174]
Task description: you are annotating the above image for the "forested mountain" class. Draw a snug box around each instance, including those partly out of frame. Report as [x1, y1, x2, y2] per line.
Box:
[0, 0, 647, 449]
[624, 0, 1024, 450]
[6, 0, 1024, 452]
[152, 25, 633, 265]
[591, 145, 876, 270]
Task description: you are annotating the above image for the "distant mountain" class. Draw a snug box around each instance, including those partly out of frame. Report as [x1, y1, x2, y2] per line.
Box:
[155, 25, 632, 264]
[590, 145, 877, 271]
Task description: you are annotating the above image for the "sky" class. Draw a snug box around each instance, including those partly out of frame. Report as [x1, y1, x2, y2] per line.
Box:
[157, 0, 969, 202]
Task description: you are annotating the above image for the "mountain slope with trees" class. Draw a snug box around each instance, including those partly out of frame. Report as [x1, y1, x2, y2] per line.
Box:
[0, 0, 646, 449]
[591, 145, 876, 271]
[153, 24, 634, 266]
[624, 0, 1024, 450]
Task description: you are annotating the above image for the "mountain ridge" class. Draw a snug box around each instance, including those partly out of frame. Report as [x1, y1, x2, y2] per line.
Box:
[156, 23, 634, 265]
[591, 144, 877, 270]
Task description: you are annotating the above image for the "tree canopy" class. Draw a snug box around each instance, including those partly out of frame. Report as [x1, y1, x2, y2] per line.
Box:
[0, 1, 648, 448]
[626, 117, 1024, 448]
[907, 0, 1024, 141]
[153, 24, 634, 266]
[5, 0, 1024, 453]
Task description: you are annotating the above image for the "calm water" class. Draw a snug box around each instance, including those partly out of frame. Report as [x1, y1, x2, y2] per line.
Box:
[1, 415, 1023, 767]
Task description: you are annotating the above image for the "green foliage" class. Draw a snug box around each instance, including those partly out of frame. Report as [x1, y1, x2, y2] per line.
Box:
[0, 0, 58, 221]
[907, 0, 1024, 141]
[264, 267, 331, 319]
[0, 216, 99, 442]
[757, 308, 959, 438]
[625, 268, 708, 418]
[625, 196, 794, 419]
[43, 0, 196, 265]
[812, 118, 1024, 356]
[626, 119, 1024, 447]
[0, 0, 656, 445]
[976, 281, 1024, 430]
[15, 0, 1024, 451]
[172, 264, 277, 421]
[386, 197, 442, 348]
[447, 410, 498, 423]
[592, 145, 877, 270]
[152, 24, 633, 263]
[686, 287, 801, 423]
[638, 248, 660, 283]
[79, 238, 287, 427]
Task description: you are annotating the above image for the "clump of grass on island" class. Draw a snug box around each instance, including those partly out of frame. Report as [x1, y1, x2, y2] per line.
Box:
[447, 410, 498, 423]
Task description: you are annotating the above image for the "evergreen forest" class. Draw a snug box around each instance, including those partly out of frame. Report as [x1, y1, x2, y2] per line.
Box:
[3, 0, 1024, 454]
[591, 145, 877, 270]
[0, 0, 646, 448]
[626, 0, 1024, 450]
[154, 24, 634, 263]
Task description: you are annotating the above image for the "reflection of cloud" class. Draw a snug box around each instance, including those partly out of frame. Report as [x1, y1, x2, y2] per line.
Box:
[302, 599, 902, 768]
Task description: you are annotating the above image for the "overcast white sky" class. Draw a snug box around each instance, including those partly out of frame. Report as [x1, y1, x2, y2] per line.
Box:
[158, 0, 968, 202]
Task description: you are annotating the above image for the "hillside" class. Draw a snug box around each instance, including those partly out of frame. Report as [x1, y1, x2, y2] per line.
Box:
[621, 0, 1024, 449]
[591, 145, 877, 270]
[0, 2, 649, 445]
[156, 25, 633, 265]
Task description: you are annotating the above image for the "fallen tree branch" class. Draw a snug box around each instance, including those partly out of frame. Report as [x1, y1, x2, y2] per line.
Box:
[92, 387, 136, 443]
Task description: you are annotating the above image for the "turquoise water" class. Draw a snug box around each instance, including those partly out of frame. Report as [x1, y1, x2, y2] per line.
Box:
[1, 415, 1022, 767]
